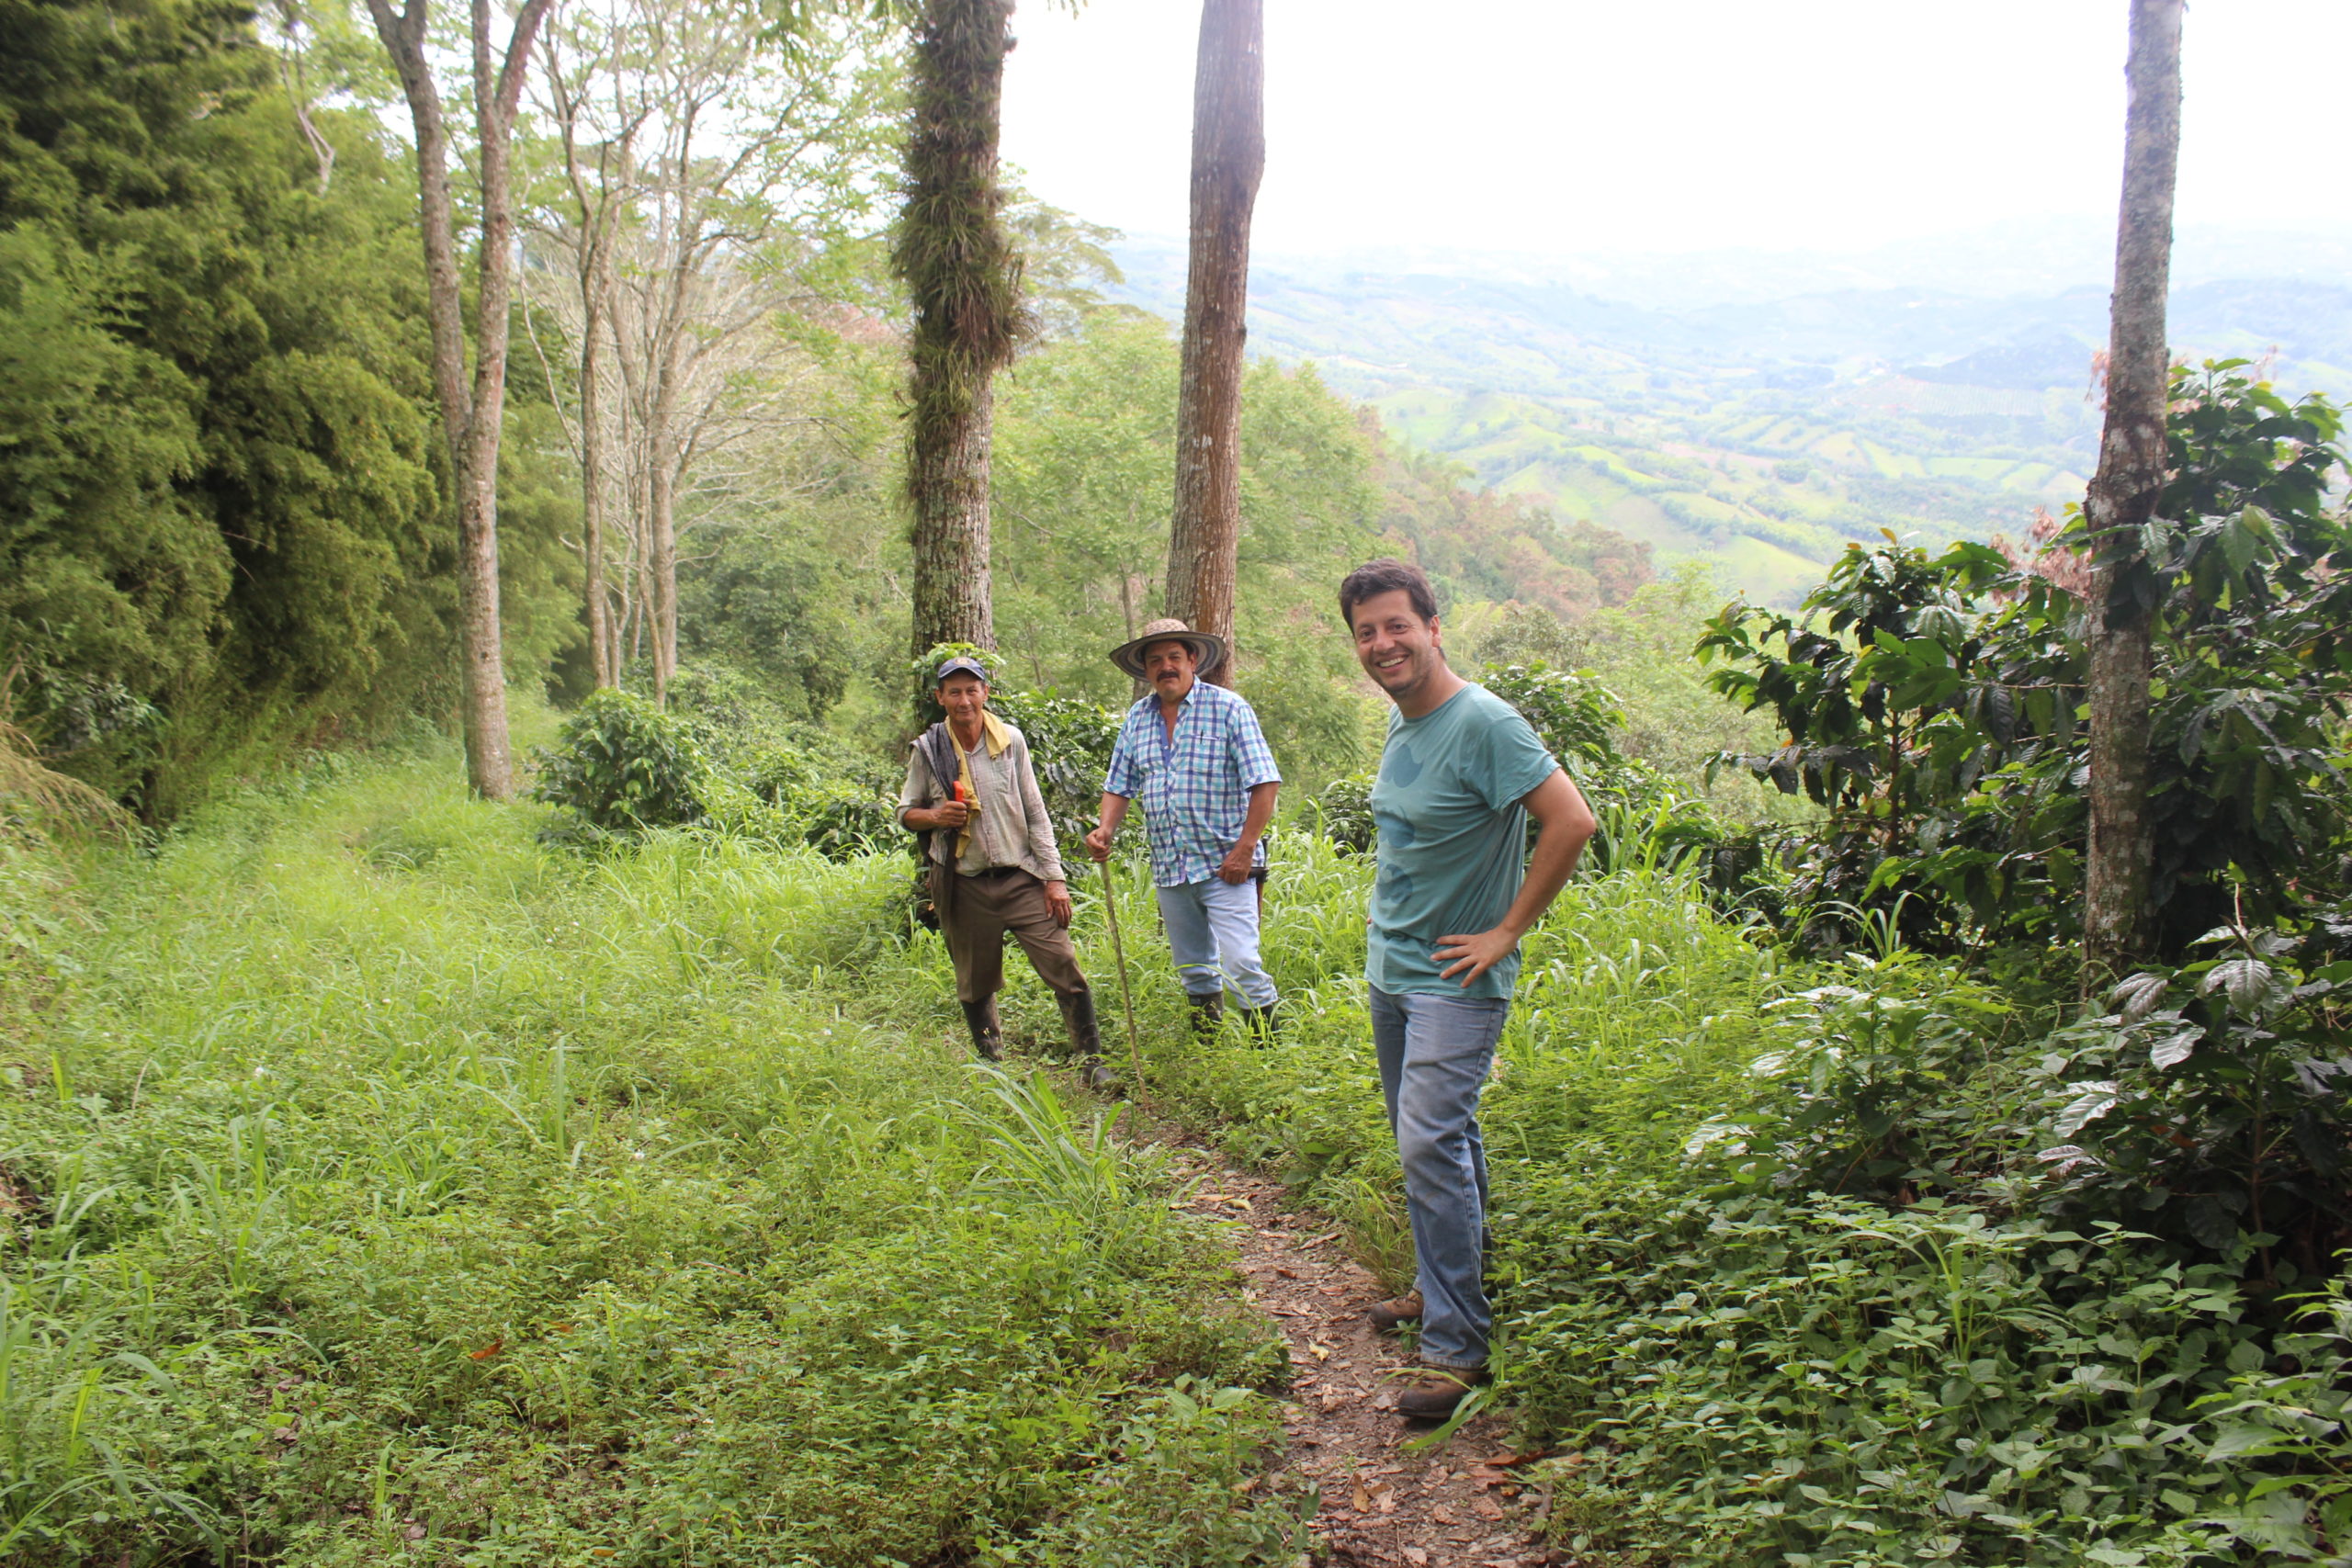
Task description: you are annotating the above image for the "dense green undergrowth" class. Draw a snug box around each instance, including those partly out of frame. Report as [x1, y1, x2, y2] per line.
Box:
[1145, 840, 2350, 1567]
[7, 732, 2350, 1567]
[0, 750, 1304, 1566]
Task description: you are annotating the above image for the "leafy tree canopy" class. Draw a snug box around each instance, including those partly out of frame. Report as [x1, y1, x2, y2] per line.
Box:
[0, 0, 451, 807]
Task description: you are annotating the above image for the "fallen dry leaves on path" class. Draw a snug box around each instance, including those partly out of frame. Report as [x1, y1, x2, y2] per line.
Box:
[1166, 1145, 1573, 1568]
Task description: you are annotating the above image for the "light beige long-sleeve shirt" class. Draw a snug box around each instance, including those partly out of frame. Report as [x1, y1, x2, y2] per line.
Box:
[897, 723, 1068, 884]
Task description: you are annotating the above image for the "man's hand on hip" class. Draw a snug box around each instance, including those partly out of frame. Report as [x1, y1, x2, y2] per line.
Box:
[1434, 926, 1519, 987]
[1216, 843, 1256, 885]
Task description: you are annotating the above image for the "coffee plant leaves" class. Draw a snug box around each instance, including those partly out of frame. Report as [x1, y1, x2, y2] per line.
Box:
[1699, 364, 2352, 960]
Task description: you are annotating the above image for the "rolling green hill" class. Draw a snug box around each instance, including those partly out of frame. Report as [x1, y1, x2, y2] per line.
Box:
[1110, 237, 2352, 603]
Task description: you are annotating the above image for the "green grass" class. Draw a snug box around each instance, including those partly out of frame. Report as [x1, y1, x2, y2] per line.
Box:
[1687, 535, 1840, 604]
[1109, 828, 2307, 1566]
[1364, 378, 2092, 606]
[5, 739, 2312, 1567]
[0, 750, 1303, 1566]
[1133, 838, 1785, 1297]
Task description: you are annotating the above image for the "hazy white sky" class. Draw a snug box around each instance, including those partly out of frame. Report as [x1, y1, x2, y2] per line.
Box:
[999, 0, 2352, 259]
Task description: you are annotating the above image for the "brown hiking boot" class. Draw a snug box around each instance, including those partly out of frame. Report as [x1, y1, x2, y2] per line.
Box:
[1396, 1365, 1485, 1421]
[1367, 1291, 1422, 1334]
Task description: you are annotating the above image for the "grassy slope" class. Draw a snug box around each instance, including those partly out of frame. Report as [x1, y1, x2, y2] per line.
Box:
[0, 753, 1302, 1567]
[1149, 840, 1783, 1294]
[6, 746, 2297, 1567]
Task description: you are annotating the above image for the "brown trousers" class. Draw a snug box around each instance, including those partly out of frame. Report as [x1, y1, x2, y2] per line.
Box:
[933, 865, 1090, 1006]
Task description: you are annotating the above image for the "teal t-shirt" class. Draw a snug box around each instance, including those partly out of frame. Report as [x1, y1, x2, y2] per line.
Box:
[1366, 682, 1561, 998]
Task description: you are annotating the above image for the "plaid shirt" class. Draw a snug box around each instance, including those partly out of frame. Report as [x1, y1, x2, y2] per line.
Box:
[1103, 682, 1283, 887]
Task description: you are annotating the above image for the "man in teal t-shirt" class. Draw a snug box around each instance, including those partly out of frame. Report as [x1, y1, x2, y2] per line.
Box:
[1340, 558, 1598, 1422]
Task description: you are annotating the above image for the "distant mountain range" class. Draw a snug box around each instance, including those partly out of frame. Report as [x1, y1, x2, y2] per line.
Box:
[1108, 224, 2352, 603]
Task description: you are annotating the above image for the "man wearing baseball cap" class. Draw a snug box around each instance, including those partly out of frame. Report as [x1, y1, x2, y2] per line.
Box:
[1084, 619, 1283, 1036]
[899, 654, 1111, 1088]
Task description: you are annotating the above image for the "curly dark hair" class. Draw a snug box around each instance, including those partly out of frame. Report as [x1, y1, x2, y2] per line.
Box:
[1338, 558, 1439, 626]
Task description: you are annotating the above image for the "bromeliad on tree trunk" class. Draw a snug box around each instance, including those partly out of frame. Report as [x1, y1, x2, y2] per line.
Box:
[896, 0, 1031, 660]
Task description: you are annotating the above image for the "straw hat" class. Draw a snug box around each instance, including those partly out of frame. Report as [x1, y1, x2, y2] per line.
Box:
[1107, 617, 1227, 679]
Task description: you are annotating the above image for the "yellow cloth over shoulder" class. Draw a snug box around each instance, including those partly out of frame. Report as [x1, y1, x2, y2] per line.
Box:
[946, 712, 1014, 860]
[978, 710, 1012, 758]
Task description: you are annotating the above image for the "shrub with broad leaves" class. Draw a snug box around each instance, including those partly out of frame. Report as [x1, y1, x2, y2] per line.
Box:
[1700, 364, 2352, 959]
[528, 690, 709, 837]
[2030, 903, 2352, 1282]
[1311, 773, 1374, 854]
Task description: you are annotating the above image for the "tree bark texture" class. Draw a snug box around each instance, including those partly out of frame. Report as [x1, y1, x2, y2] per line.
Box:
[648, 400, 679, 704]
[896, 0, 1023, 657]
[367, 0, 468, 457]
[908, 378, 998, 649]
[2082, 0, 2183, 978]
[640, 164, 704, 706]
[367, 0, 553, 798]
[1163, 0, 1263, 687]
[548, 66, 620, 690]
[578, 261, 616, 690]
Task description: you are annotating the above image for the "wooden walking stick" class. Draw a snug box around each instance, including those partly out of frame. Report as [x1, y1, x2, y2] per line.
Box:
[1094, 855, 1148, 1100]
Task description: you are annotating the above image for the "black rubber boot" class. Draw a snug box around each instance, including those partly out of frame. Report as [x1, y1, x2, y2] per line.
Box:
[960, 998, 1003, 1062]
[1057, 990, 1117, 1090]
[1057, 988, 1102, 1056]
[1240, 1002, 1279, 1041]
[1187, 993, 1225, 1038]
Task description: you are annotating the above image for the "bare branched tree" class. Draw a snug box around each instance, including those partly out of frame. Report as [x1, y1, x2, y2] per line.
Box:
[524, 0, 899, 701]
[367, 0, 556, 797]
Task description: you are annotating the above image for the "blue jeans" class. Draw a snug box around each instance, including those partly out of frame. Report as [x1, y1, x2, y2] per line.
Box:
[1369, 984, 1510, 1371]
[1154, 876, 1277, 1008]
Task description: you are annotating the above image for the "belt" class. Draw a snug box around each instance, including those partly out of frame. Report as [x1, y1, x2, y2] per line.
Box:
[958, 864, 1026, 881]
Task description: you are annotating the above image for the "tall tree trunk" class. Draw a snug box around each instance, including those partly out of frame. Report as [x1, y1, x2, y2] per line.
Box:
[1163, 0, 1263, 687]
[368, 0, 469, 457]
[908, 378, 998, 649]
[550, 71, 620, 691]
[896, 0, 1023, 657]
[649, 427, 679, 704]
[367, 0, 551, 798]
[578, 273, 615, 689]
[645, 199, 696, 705]
[632, 455, 656, 673]
[2083, 0, 2183, 977]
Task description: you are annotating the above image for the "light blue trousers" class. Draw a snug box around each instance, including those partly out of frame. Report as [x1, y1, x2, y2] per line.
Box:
[1369, 984, 1511, 1371]
[1153, 875, 1278, 1008]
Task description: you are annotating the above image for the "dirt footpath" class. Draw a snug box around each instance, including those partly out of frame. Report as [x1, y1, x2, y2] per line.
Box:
[1165, 1146, 1571, 1568]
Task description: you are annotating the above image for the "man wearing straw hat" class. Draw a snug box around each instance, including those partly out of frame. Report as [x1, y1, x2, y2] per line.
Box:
[1083, 619, 1283, 1037]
